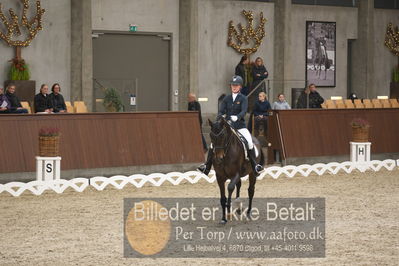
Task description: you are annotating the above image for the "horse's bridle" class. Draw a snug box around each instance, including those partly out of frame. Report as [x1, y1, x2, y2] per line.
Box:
[210, 126, 233, 158]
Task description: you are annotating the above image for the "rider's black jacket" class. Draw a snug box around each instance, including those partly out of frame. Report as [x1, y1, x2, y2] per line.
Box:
[218, 93, 248, 129]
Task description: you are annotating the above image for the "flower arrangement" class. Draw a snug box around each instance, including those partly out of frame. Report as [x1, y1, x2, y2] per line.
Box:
[9, 58, 30, 80]
[39, 127, 60, 137]
[350, 118, 370, 128]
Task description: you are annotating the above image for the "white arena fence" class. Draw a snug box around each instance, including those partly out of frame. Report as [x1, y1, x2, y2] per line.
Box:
[0, 159, 398, 197]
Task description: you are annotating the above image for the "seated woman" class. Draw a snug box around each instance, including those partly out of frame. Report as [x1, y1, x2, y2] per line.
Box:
[34, 84, 53, 113]
[5, 84, 28, 113]
[49, 83, 67, 113]
[253, 92, 271, 138]
[272, 93, 291, 110]
[0, 87, 11, 114]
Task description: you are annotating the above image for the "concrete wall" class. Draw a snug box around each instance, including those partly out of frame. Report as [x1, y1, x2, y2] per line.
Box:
[0, 0, 71, 99]
[372, 9, 399, 97]
[197, 0, 274, 114]
[287, 5, 358, 103]
[91, 0, 180, 110]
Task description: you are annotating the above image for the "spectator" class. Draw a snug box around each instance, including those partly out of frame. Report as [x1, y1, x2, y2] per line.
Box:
[5, 84, 28, 114]
[188, 93, 207, 152]
[272, 93, 291, 110]
[235, 55, 250, 95]
[251, 57, 268, 93]
[34, 84, 53, 113]
[0, 87, 11, 114]
[49, 83, 67, 113]
[296, 83, 324, 109]
[253, 92, 271, 138]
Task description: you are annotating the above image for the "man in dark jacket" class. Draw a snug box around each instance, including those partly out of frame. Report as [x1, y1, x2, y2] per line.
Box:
[296, 83, 324, 109]
[198, 75, 263, 176]
[188, 93, 207, 151]
[5, 84, 28, 113]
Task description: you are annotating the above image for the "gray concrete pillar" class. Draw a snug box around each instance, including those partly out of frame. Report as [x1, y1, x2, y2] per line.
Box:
[179, 0, 199, 110]
[351, 0, 374, 99]
[273, 0, 292, 103]
[71, 0, 93, 111]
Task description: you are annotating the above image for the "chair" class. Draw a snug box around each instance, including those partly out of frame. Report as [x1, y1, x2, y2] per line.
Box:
[363, 99, 373, 108]
[344, 99, 355, 109]
[380, 99, 391, 108]
[354, 99, 364, 108]
[335, 101, 346, 109]
[325, 99, 336, 109]
[74, 101, 88, 113]
[334, 99, 345, 109]
[371, 99, 382, 108]
[20, 101, 32, 114]
[389, 99, 399, 108]
[65, 101, 74, 113]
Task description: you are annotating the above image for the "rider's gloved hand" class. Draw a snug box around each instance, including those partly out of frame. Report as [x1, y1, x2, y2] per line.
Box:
[230, 116, 238, 122]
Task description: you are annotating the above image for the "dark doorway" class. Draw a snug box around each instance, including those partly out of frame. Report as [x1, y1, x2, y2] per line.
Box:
[93, 31, 171, 111]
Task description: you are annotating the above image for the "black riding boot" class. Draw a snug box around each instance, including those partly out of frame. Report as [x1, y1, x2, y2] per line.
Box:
[197, 148, 214, 175]
[248, 148, 263, 176]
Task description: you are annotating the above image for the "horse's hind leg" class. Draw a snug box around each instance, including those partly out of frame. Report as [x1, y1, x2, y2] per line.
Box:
[234, 179, 242, 215]
[226, 174, 240, 217]
[247, 173, 256, 218]
[217, 178, 227, 224]
[236, 179, 241, 199]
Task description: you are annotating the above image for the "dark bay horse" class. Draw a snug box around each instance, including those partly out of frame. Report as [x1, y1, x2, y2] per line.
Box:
[209, 117, 264, 224]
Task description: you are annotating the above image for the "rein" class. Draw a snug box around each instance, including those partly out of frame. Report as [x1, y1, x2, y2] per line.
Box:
[210, 126, 235, 157]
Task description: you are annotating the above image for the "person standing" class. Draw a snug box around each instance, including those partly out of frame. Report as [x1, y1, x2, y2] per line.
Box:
[198, 75, 263, 176]
[296, 83, 324, 109]
[34, 84, 53, 113]
[253, 92, 271, 138]
[5, 84, 28, 114]
[235, 55, 251, 95]
[49, 83, 67, 113]
[188, 92, 207, 152]
[272, 93, 291, 110]
[251, 57, 268, 93]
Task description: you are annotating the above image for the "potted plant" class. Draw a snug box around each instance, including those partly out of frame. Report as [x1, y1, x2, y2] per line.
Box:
[350, 118, 370, 142]
[103, 88, 123, 112]
[39, 127, 61, 157]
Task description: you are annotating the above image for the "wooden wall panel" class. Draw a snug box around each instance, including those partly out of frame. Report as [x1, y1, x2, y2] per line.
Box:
[0, 112, 204, 173]
[268, 109, 399, 160]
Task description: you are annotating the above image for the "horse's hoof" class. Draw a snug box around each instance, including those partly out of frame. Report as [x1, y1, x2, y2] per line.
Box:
[219, 219, 227, 225]
[236, 208, 242, 215]
[246, 211, 253, 220]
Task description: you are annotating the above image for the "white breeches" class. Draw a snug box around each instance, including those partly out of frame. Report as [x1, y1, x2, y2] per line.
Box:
[237, 128, 253, 150]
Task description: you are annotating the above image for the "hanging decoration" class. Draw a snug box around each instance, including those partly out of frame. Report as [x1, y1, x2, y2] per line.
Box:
[0, 0, 45, 80]
[0, 0, 45, 47]
[227, 10, 267, 55]
[384, 22, 399, 57]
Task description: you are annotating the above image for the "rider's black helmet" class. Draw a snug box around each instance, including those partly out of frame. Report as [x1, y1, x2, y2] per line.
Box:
[229, 75, 243, 86]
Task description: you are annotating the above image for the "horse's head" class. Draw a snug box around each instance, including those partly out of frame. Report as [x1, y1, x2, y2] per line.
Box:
[208, 117, 232, 161]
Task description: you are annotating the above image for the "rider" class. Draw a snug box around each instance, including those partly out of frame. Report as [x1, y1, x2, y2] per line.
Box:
[198, 75, 264, 176]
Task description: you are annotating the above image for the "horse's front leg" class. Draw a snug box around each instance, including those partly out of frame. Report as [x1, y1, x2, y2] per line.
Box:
[247, 173, 257, 219]
[217, 177, 227, 224]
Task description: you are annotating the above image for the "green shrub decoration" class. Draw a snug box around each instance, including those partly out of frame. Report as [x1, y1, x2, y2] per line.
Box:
[392, 66, 399, 82]
[9, 59, 30, 80]
[103, 87, 123, 112]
